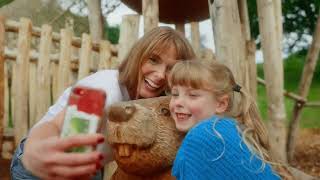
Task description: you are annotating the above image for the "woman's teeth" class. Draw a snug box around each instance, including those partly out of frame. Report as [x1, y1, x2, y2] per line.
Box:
[145, 79, 160, 89]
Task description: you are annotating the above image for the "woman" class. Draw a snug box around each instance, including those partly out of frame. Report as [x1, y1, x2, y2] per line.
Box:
[10, 26, 196, 180]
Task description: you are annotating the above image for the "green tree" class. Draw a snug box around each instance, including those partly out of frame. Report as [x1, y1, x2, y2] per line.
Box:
[248, 0, 320, 53]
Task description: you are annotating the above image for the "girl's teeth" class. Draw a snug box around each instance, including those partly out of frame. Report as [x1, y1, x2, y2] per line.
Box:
[176, 113, 189, 119]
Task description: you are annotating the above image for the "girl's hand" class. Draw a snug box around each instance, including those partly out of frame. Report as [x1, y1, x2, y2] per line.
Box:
[22, 133, 105, 180]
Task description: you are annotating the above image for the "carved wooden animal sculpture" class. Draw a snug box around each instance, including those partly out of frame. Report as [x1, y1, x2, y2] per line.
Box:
[106, 96, 185, 180]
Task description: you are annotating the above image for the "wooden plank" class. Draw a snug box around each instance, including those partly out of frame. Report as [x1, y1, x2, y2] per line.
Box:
[57, 28, 73, 96]
[142, 0, 159, 33]
[118, 15, 140, 63]
[12, 18, 32, 146]
[0, 16, 5, 156]
[98, 40, 112, 70]
[78, 33, 92, 80]
[36, 24, 52, 122]
[51, 61, 59, 102]
[29, 62, 37, 127]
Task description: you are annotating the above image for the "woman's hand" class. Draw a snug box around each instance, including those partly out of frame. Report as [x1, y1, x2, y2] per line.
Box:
[21, 110, 106, 179]
[22, 134, 105, 180]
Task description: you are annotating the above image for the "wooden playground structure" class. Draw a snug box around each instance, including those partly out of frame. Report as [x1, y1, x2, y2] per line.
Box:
[0, 0, 319, 179]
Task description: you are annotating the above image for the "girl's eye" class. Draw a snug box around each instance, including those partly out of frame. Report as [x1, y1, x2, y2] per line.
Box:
[189, 94, 198, 97]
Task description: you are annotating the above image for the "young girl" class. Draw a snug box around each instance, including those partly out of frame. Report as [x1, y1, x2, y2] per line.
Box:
[168, 60, 292, 179]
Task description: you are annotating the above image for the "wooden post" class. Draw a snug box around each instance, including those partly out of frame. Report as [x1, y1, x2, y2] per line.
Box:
[287, 13, 320, 162]
[13, 18, 32, 146]
[142, 0, 159, 33]
[175, 23, 185, 35]
[118, 15, 140, 63]
[57, 28, 73, 96]
[29, 58, 37, 127]
[78, 33, 92, 80]
[238, 0, 257, 99]
[256, 0, 287, 162]
[36, 25, 52, 122]
[208, 0, 246, 86]
[190, 22, 201, 57]
[0, 16, 5, 155]
[98, 40, 112, 70]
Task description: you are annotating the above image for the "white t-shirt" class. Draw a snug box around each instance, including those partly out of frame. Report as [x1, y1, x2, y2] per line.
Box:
[33, 70, 130, 163]
[35, 69, 130, 126]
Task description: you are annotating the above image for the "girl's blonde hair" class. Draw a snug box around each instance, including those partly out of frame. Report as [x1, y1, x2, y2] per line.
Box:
[118, 26, 196, 99]
[169, 60, 292, 179]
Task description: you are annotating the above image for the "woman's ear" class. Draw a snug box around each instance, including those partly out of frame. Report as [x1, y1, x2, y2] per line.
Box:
[216, 95, 229, 114]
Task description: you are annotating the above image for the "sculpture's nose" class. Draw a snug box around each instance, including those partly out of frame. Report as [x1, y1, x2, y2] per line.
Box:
[107, 104, 136, 122]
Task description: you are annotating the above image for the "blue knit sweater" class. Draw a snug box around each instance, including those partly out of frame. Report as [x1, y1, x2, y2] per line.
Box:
[172, 116, 281, 180]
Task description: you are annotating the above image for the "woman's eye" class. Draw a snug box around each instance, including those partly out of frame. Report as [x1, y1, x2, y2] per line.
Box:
[148, 57, 159, 64]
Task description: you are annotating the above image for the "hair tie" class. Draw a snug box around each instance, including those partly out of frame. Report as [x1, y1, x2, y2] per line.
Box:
[233, 84, 241, 92]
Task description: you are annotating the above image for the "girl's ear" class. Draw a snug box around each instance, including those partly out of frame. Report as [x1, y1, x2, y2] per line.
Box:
[216, 95, 229, 114]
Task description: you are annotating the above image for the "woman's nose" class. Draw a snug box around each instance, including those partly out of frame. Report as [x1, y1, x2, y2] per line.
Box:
[154, 65, 166, 80]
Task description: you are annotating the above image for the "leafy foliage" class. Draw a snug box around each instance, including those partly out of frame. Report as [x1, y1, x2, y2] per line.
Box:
[0, 0, 13, 7]
[104, 24, 120, 44]
[248, 0, 319, 53]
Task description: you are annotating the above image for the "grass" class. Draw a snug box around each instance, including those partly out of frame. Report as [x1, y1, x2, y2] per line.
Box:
[257, 51, 320, 128]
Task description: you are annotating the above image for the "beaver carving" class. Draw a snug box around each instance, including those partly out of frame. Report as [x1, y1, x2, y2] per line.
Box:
[106, 96, 185, 180]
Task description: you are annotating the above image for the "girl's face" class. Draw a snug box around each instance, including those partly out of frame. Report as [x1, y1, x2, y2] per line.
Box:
[138, 45, 179, 98]
[169, 85, 219, 132]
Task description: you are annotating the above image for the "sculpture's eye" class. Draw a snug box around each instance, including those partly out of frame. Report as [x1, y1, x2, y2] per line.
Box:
[160, 107, 170, 116]
[125, 105, 136, 115]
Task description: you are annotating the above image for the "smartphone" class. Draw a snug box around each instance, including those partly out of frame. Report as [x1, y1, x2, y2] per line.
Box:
[60, 86, 107, 152]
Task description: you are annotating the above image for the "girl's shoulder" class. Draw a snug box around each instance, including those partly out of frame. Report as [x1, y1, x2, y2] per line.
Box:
[189, 116, 238, 137]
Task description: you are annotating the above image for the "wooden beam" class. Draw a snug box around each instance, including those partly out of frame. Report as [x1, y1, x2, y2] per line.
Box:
[287, 12, 320, 162]
[257, 77, 306, 103]
[304, 102, 320, 107]
[4, 19, 118, 55]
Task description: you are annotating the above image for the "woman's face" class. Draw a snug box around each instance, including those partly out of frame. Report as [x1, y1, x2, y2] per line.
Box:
[138, 45, 179, 98]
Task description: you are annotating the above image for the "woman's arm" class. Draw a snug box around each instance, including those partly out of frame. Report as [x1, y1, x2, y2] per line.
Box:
[22, 110, 105, 179]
